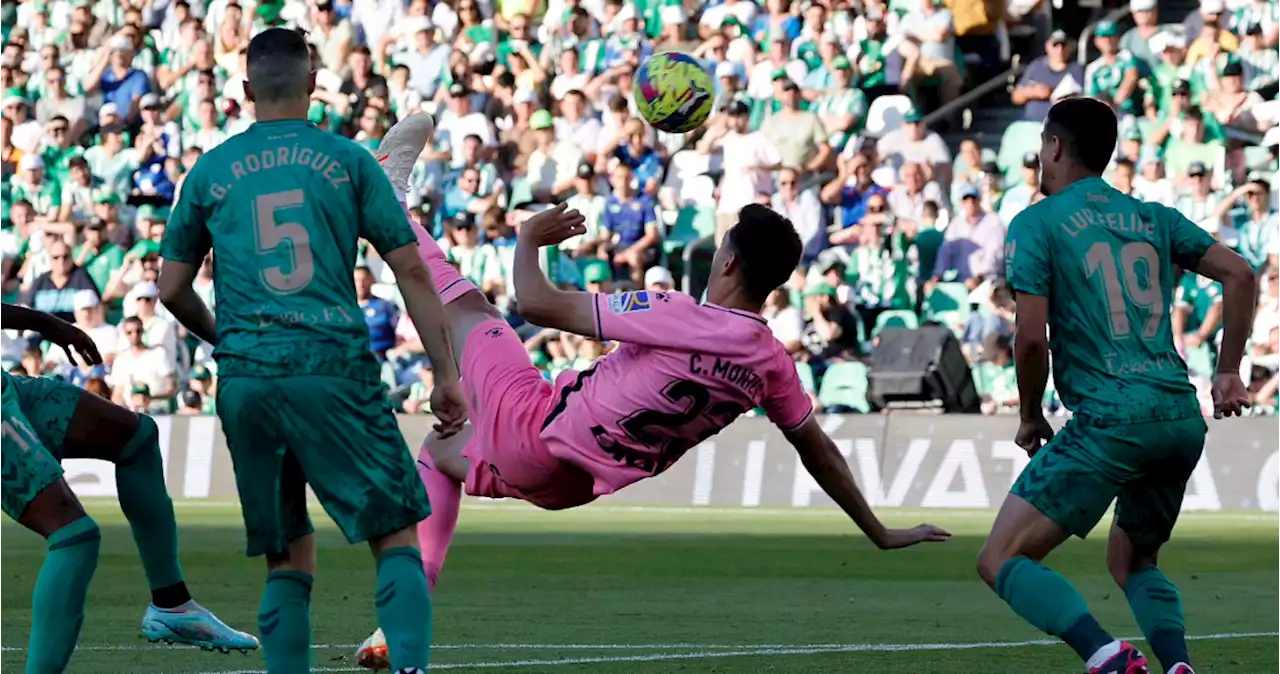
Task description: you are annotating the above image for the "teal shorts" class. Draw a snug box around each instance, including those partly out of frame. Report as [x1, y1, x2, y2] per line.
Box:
[1, 372, 83, 520]
[217, 375, 431, 557]
[1012, 415, 1207, 550]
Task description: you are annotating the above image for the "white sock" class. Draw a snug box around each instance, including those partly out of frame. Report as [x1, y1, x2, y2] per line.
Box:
[1085, 640, 1122, 670]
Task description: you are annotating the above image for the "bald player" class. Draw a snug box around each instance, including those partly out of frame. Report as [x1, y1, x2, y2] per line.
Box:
[158, 28, 466, 674]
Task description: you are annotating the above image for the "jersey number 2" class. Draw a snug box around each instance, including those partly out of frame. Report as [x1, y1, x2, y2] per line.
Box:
[591, 379, 745, 475]
[254, 190, 314, 294]
[1084, 241, 1163, 338]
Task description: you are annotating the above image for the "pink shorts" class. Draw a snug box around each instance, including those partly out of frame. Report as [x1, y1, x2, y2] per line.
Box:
[460, 319, 597, 510]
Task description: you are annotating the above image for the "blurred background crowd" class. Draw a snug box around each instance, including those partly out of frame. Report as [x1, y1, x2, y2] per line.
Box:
[1, 0, 1276, 417]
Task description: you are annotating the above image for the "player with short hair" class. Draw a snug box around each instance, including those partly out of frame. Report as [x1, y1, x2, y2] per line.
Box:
[157, 28, 467, 674]
[1, 303, 257, 672]
[356, 114, 950, 668]
[976, 97, 1256, 674]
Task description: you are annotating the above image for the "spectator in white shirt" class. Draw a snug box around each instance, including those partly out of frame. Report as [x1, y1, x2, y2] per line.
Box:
[46, 290, 119, 376]
[111, 315, 176, 409]
[1134, 154, 1175, 204]
[763, 288, 806, 355]
[888, 162, 948, 224]
[554, 89, 603, 163]
[770, 167, 827, 261]
[698, 100, 783, 243]
[874, 108, 953, 187]
[527, 108, 586, 199]
[434, 83, 497, 165]
[127, 281, 179, 365]
[897, 0, 961, 102]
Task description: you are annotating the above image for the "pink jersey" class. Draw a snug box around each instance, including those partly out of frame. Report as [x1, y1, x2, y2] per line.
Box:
[540, 290, 814, 496]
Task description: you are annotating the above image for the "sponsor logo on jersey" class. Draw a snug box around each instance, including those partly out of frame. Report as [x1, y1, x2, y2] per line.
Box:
[607, 291, 651, 315]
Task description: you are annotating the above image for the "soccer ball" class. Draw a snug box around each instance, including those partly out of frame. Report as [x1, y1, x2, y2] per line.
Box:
[634, 51, 716, 134]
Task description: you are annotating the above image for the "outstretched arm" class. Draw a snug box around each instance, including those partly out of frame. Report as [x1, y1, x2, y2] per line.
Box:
[513, 204, 598, 336]
[2, 303, 103, 366]
[782, 416, 950, 549]
[157, 260, 219, 346]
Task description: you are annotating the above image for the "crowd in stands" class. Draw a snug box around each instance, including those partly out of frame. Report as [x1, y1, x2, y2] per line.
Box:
[1, 0, 1276, 418]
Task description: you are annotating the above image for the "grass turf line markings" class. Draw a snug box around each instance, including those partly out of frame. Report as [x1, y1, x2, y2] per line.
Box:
[0, 644, 768, 654]
[82, 634, 1280, 674]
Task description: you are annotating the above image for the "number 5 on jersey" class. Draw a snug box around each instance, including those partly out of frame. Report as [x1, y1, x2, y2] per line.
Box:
[1084, 241, 1163, 339]
[255, 190, 314, 294]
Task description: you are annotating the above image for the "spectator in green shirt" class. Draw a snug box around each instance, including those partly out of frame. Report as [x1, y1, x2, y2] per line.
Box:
[10, 154, 60, 217]
[188, 364, 218, 414]
[126, 205, 167, 259]
[72, 216, 125, 293]
[850, 8, 890, 91]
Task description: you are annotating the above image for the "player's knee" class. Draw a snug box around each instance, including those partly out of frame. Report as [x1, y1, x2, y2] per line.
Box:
[369, 526, 418, 557]
[20, 480, 88, 538]
[1108, 549, 1158, 590]
[266, 534, 317, 575]
[118, 414, 159, 463]
[975, 543, 1007, 588]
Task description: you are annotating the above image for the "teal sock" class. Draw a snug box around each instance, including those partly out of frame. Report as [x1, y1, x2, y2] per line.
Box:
[1125, 565, 1189, 671]
[115, 416, 185, 595]
[28, 516, 100, 674]
[258, 571, 313, 674]
[375, 547, 432, 671]
[996, 557, 1114, 662]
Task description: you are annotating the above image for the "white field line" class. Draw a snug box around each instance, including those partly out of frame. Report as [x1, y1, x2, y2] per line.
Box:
[194, 632, 1279, 673]
[3, 632, 1273, 672]
[0, 643, 761, 653]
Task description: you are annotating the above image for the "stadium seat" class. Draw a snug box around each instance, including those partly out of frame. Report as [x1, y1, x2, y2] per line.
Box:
[1164, 140, 1226, 183]
[872, 309, 919, 338]
[677, 174, 718, 209]
[926, 310, 967, 339]
[663, 205, 715, 261]
[924, 282, 971, 316]
[795, 360, 817, 395]
[996, 121, 1044, 178]
[864, 95, 914, 138]
[817, 361, 871, 413]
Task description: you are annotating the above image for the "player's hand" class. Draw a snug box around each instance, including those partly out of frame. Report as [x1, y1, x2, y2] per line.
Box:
[43, 317, 103, 367]
[874, 524, 952, 550]
[1014, 415, 1054, 456]
[1211, 371, 1250, 419]
[430, 381, 468, 438]
[517, 203, 587, 247]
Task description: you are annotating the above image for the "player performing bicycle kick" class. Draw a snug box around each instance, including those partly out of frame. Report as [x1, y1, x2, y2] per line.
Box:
[357, 114, 950, 668]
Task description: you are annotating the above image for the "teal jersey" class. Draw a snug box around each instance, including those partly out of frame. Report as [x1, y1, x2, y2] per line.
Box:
[161, 119, 416, 382]
[1005, 177, 1216, 424]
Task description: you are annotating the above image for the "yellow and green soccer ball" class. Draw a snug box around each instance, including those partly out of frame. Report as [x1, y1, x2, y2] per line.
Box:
[634, 51, 715, 134]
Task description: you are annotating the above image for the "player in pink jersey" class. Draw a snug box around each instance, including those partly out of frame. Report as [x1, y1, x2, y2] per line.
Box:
[358, 115, 950, 669]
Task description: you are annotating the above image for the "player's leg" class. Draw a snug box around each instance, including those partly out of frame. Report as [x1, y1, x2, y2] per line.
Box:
[19, 376, 257, 651]
[416, 426, 470, 593]
[4, 373, 99, 667]
[1108, 419, 1207, 674]
[3, 392, 100, 674]
[279, 376, 433, 673]
[218, 376, 316, 673]
[976, 419, 1142, 673]
[376, 113, 505, 358]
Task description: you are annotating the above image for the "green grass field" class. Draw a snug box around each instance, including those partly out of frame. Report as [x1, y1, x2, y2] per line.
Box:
[2, 501, 1276, 673]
